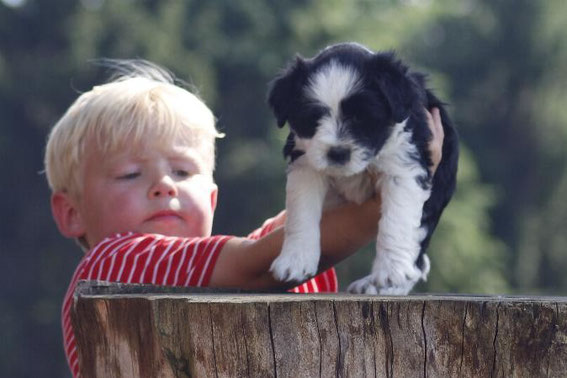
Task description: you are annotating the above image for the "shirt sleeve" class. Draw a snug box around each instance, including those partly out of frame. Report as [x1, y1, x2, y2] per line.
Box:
[78, 232, 232, 287]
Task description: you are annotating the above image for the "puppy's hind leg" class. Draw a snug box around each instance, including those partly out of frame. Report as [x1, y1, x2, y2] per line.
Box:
[270, 166, 328, 282]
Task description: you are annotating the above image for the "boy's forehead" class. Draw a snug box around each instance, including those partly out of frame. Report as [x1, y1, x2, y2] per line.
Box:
[108, 142, 205, 161]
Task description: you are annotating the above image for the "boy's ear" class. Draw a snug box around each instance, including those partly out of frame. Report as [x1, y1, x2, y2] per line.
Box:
[210, 184, 218, 212]
[51, 192, 86, 239]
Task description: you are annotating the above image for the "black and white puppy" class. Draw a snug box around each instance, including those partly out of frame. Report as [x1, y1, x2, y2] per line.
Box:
[267, 42, 458, 295]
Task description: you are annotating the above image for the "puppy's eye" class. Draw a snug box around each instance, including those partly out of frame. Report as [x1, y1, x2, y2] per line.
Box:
[291, 104, 330, 136]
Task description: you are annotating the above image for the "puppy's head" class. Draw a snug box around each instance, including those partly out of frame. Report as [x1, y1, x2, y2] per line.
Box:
[268, 42, 420, 176]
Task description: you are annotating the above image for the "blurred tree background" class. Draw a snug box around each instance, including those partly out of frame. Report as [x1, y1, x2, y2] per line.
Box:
[2, 0, 567, 376]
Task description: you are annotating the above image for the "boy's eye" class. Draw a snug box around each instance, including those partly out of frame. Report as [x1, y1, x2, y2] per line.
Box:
[117, 172, 141, 180]
[173, 169, 191, 178]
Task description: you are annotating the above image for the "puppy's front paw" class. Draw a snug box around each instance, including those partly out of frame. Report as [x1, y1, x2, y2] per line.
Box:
[347, 275, 380, 294]
[270, 238, 320, 282]
[348, 254, 422, 295]
[347, 274, 415, 295]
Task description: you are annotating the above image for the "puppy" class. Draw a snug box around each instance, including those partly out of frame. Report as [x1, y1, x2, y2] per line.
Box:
[267, 42, 458, 295]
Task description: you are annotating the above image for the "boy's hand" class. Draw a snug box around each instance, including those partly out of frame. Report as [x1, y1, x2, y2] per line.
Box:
[425, 107, 444, 175]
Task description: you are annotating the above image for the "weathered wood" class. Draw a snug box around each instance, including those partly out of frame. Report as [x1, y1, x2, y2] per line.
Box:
[71, 281, 567, 377]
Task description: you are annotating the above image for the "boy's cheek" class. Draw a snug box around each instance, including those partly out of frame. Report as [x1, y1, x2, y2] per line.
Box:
[93, 193, 142, 227]
[180, 178, 217, 211]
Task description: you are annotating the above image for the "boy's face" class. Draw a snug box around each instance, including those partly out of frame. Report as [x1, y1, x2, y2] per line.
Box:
[55, 140, 218, 248]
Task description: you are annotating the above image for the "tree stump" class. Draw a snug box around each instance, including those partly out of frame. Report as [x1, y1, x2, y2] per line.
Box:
[71, 281, 567, 377]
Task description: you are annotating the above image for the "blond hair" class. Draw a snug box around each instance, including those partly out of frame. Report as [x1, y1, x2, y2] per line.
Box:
[45, 60, 223, 198]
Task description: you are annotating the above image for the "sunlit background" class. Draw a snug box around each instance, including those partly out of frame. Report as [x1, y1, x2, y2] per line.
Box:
[2, 0, 567, 376]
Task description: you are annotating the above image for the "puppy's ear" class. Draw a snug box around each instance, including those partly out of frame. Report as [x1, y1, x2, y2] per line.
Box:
[267, 55, 308, 128]
[369, 52, 417, 123]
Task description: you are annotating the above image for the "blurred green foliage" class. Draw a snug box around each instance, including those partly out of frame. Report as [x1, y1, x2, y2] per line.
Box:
[2, 0, 567, 376]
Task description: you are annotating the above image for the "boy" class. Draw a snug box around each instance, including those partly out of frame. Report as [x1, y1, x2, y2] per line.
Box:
[44, 61, 444, 376]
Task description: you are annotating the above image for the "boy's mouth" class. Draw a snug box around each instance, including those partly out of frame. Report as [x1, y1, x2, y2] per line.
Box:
[145, 210, 183, 222]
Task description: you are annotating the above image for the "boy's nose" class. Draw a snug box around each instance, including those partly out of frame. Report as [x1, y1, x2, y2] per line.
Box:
[149, 176, 178, 198]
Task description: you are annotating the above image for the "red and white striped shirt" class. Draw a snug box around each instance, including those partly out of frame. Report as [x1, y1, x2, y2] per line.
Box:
[62, 222, 337, 376]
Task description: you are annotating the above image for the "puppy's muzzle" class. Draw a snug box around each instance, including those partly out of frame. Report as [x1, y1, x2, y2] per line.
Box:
[327, 146, 351, 165]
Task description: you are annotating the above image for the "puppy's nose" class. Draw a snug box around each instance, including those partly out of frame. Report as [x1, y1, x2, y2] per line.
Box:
[327, 146, 351, 165]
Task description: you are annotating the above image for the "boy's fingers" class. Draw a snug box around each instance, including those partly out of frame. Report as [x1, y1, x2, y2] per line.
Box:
[269, 210, 287, 229]
[427, 107, 444, 145]
[430, 107, 444, 141]
[425, 107, 444, 174]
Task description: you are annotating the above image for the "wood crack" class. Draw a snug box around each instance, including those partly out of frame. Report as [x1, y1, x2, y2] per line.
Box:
[379, 303, 394, 378]
[332, 301, 342, 377]
[313, 302, 322, 378]
[421, 301, 427, 378]
[459, 302, 468, 376]
[370, 303, 377, 378]
[207, 303, 219, 378]
[267, 302, 278, 378]
[490, 303, 500, 378]
[547, 302, 560, 377]
[240, 307, 251, 378]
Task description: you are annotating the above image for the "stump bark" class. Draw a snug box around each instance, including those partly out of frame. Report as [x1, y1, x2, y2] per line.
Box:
[71, 281, 567, 377]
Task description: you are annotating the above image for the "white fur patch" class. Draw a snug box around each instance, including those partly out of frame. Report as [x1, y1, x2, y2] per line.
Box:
[305, 60, 361, 114]
[298, 62, 370, 176]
